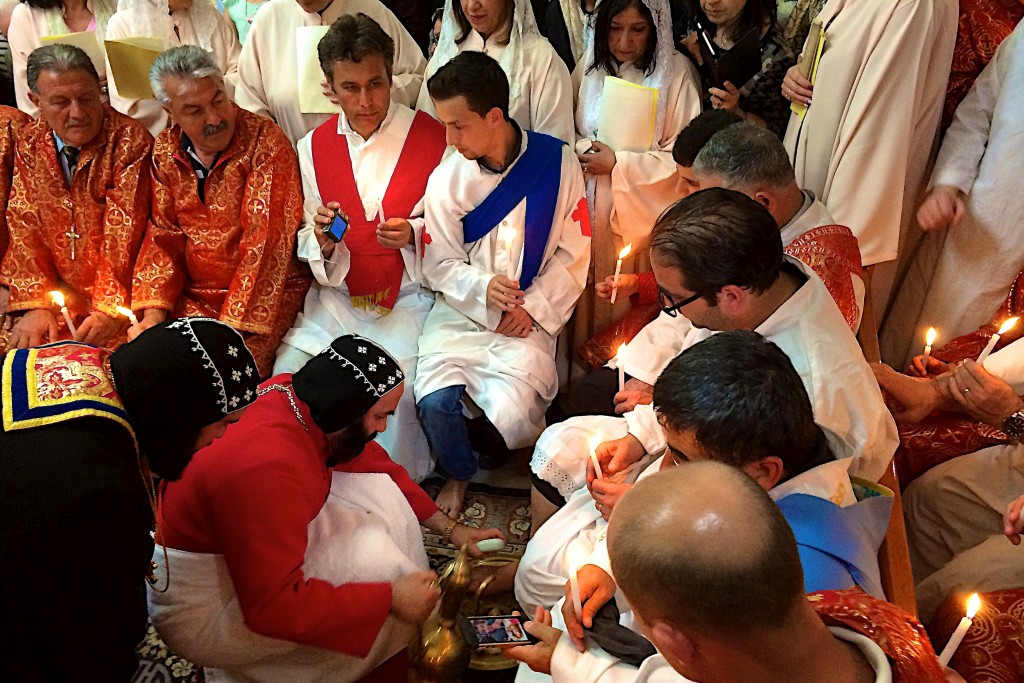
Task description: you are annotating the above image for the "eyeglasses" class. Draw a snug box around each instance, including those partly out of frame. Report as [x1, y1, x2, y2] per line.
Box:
[658, 288, 702, 317]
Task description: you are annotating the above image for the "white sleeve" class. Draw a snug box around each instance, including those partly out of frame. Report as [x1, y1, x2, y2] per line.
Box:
[9, 5, 38, 117]
[549, 636, 686, 683]
[623, 403, 667, 456]
[382, 10, 426, 108]
[522, 150, 591, 335]
[982, 336, 1024, 394]
[528, 46, 577, 145]
[233, 12, 274, 121]
[618, 314, 695, 386]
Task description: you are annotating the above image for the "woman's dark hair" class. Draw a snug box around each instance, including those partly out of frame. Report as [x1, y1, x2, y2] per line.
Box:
[22, 0, 64, 11]
[452, 0, 514, 46]
[689, 0, 776, 42]
[589, 0, 658, 76]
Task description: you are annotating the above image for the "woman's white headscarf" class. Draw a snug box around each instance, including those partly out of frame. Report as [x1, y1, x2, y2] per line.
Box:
[558, 0, 591, 65]
[426, 0, 543, 117]
[113, 0, 220, 51]
[577, 0, 675, 148]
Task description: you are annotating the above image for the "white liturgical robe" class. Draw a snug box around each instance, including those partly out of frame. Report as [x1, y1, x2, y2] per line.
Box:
[415, 131, 590, 449]
[274, 102, 439, 482]
[531, 258, 897, 498]
[234, 0, 425, 146]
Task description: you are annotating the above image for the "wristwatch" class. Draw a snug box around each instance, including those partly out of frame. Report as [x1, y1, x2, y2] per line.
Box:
[1002, 407, 1024, 439]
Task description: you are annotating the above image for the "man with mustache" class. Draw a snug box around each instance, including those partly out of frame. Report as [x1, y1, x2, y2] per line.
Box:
[152, 334, 505, 680]
[129, 46, 311, 377]
[2, 44, 152, 352]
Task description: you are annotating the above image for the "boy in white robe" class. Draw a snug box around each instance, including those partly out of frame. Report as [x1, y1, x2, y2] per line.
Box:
[234, 0, 425, 146]
[274, 14, 447, 482]
[416, 51, 590, 517]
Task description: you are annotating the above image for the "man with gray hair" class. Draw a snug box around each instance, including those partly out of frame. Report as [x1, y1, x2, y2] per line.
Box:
[129, 45, 310, 377]
[1, 43, 152, 352]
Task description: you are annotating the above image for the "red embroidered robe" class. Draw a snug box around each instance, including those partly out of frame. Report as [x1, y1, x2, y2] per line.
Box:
[0, 105, 31, 261]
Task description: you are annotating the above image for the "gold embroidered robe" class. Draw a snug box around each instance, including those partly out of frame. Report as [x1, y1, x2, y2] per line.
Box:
[131, 107, 310, 377]
[1, 107, 152, 325]
[0, 106, 31, 261]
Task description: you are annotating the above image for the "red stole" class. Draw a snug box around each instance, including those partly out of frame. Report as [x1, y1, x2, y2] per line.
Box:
[785, 225, 863, 331]
[311, 111, 446, 313]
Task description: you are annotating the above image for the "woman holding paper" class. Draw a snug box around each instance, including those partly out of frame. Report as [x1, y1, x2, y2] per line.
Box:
[8, 0, 115, 116]
[105, 0, 240, 137]
[687, 0, 793, 136]
[570, 0, 700, 354]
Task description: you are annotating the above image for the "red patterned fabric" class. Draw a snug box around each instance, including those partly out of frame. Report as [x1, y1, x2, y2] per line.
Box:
[809, 588, 947, 681]
[894, 270, 1024, 487]
[944, 0, 1024, 131]
[930, 589, 1024, 683]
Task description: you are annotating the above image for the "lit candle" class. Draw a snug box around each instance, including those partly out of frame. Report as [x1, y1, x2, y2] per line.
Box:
[567, 547, 584, 617]
[922, 327, 937, 366]
[609, 243, 632, 305]
[938, 593, 981, 666]
[498, 225, 518, 282]
[588, 433, 604, 479]
[49, 290, 77, 337]
[375, 198, 385, 223]
[616, 344, 627, 392]
[977, 317, 1019, 365]
[116, 305, 138, 327]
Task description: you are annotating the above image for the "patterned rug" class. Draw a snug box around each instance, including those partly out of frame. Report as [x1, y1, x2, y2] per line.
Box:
[133, 480, 531, 682]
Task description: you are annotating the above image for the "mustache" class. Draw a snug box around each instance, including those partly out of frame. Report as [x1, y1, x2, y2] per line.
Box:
[202, 120, 229, 137]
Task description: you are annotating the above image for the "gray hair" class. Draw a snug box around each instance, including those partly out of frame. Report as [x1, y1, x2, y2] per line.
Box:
[149, 45, 225, 106]
[692, 122, 796, 190]
[26, 44, 99, 94]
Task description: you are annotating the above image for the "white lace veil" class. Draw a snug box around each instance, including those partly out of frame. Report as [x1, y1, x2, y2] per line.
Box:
[113, 0, 219, 51]
[426, 0, 543, 116]
[577, 0, 675, 147]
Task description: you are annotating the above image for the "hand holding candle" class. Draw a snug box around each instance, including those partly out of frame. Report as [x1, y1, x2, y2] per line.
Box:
[977, 317, 1019, 365]
[588, 433, 604, 479]
[609, 243, 632, 305]
[922, 327, 937, 365]
[49, 290, 77, 337]
[938, 593, 981, 666]
[116, 305, 139, 327]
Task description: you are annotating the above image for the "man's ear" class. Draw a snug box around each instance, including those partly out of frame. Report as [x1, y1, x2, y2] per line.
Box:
[487, 106, 505, 126]
[743, 456, 785, 491]
[752, 190, 776, 215]
[28, 91, 40, 108]
[649, 620, 698, 673]
[716, 284, 746, 316]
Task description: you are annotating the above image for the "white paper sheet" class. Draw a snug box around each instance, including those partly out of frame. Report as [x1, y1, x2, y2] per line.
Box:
[596, 76, 658, 152]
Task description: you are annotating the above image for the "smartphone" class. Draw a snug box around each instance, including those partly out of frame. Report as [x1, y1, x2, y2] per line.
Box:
[461, 615, 538, 649]
[322, 210, 349, 242]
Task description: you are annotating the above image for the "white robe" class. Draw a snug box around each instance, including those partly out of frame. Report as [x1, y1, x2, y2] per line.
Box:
[234, 0, 425, 146]
[415, 29, 576, 145]
[881, 24, 1024, 366]
[105, 6, 241, 137]
[783, 0, 957, 269]
[531, 258, 897, 499]
[414, 132, 590, 449]
[274, 102, 437, 482]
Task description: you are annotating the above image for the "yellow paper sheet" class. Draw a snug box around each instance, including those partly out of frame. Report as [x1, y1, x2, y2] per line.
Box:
[297, 25, 336, 115]
[41, 31, 105, 75]
[105, 37, 164, 100]
[596, 76, 658, 153]
[791, 24, 827, 121]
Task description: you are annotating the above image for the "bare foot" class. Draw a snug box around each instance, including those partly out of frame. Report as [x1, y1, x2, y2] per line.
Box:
[436, 478, 470, 520]
[468, 560, 520, 596]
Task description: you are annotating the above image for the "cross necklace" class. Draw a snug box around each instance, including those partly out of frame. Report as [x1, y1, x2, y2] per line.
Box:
[65, 224, 81, 260]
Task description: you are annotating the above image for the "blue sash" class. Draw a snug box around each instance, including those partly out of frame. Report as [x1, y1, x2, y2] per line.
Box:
[462, 131, 564, 291]
[777, 493, 892, 600]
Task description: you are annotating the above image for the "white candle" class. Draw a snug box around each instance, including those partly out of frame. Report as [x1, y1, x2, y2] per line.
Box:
[498, 225, 518, 281]
[616, 344, 627, 392]
[977, 317, 1019, 365]
[609, 243, 632, 305]
[588, 433, 604, 479]
[116, 305, 139, 327]
[922, 327, 937, 365]
[49, 290, 77, 337]
[375, 198, 385, 223]
[567, 547, 584, 617]
[938, 593, 981, 666]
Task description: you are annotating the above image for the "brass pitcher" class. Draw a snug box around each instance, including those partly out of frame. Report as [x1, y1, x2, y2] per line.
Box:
[408, 543, 473, 682]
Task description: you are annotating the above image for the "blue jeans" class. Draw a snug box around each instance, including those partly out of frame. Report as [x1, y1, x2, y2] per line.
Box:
[418, 385, 477, 481]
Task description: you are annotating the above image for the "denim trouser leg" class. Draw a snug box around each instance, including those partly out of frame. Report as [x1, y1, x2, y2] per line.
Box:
[418, 385, 477, 481]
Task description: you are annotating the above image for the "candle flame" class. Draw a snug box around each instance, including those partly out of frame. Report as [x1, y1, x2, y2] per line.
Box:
[115, 306, 134, 319]
[617, 343, 627, 359]
[589, 433, 602, 456]
[618, 243, 632, 259]
[925, 327, 937, 346]
[967, 593, 981, 618]
[999, 317, 1020, 335]
[498, 224, 517, 246]
[49, 290, 65, 307]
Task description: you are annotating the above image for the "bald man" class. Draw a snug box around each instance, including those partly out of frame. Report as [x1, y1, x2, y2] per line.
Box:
[508, 462, 950, 682]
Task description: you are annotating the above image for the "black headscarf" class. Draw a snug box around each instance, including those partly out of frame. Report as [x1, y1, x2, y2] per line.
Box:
[292, 334, 404, 434]
[109, 318, 260, 480]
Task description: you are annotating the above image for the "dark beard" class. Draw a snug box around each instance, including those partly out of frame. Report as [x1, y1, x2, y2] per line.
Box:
[324, 422, 376, 467]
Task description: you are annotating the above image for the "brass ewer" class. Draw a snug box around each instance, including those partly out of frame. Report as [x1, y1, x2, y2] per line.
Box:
[408, 543, 473, 682]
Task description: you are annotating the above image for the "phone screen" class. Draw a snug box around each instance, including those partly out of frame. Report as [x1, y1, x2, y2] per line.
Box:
[324, 212, 349, 242]
[462, 616, 533, 648]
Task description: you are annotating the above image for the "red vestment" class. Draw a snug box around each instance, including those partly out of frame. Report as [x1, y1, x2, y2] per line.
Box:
[576, 226, 863, 368]
[0, 105, 31, 260]
[159, 375, 438, 658]
[809, 588, 947, 681]
[1, 106, 152, 325]
[132, 107, 311, 377]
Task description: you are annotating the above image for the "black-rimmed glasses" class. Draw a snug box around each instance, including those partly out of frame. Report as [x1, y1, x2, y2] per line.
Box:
[658, 288, 702, 317]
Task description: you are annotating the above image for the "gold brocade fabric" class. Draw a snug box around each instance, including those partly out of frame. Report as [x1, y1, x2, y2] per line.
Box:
[131, 108, 310, 377]
[0, 106, 31, 260]
[0, 107, 153, 319]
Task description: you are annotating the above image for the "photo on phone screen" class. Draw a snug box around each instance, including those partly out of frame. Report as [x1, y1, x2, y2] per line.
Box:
[461, 616, 534, 648]
[324, 212, 349, 242]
